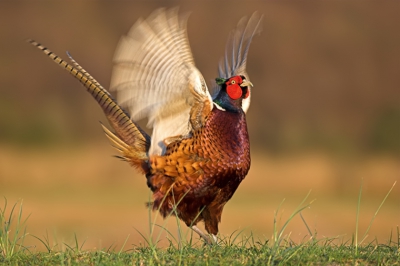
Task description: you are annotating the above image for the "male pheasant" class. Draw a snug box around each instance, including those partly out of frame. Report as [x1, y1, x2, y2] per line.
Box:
[29, 8, 262, 244]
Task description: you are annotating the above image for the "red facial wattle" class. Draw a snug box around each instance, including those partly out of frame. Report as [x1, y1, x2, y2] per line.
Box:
[226, 76, 243, 100]
[227, 84, 242, 100]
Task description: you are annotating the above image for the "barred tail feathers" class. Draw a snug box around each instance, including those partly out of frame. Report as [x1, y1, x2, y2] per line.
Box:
[101, 123, 150, 174]
[28, 39, 150, 171]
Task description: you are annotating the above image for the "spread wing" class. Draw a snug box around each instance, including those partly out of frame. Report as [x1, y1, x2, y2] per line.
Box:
[214, 12, 263, 113]
[110, 9, 212, 156]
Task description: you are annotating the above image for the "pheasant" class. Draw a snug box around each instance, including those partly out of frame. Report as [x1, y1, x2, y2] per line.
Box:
[28, 8, 262, 244]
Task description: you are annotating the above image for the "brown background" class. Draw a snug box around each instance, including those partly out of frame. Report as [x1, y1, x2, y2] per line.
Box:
[1, 1, 399, 251]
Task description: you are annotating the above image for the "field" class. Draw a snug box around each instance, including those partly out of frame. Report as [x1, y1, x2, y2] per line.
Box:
[1, 145, 399, 265]
[1, 1, 400, 264]
[1, 240, 399, 265]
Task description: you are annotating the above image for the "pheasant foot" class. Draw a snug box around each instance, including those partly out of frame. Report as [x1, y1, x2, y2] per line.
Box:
[191, 225, 218, 245]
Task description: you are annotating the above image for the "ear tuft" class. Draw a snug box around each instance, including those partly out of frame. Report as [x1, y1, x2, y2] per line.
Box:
[215, 77, 227, 85]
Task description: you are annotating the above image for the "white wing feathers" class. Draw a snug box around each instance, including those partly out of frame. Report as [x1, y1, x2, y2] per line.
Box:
[216, 12, 263, 113]
[218, 12, 263, 80]
[110, 9, 212, 156]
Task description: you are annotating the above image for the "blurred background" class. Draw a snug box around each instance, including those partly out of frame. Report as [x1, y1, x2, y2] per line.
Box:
[1, 1, 399, 250]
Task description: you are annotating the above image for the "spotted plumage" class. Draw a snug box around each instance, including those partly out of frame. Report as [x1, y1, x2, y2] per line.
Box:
[28, 8, 262, 244]
[149, 106, 250, 235]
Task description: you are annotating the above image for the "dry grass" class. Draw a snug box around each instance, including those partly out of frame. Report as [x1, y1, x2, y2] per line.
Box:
[1, 144, 398, 251]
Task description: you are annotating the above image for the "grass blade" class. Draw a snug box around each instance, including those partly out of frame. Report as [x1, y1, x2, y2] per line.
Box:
[355, 180, 363, 255]
[359, 181, 396, 245]
[0, 199, 30, 259]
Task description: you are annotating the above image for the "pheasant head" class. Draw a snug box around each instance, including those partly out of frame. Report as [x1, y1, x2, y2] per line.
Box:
[214, 75, 253, 112]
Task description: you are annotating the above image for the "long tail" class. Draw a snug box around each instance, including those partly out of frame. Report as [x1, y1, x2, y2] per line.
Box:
[28, 39, 151, 172]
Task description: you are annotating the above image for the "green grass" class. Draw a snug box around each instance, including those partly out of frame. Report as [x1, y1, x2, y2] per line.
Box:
[1, 236, 399, 265]
[1, 184, 399, 265]
[0, 198, 30, 259]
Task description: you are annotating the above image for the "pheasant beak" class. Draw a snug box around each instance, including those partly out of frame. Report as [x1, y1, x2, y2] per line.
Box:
[240, 79, 253, 88]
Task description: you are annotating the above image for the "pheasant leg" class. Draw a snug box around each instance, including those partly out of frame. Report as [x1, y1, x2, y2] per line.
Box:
[191, 225, 217, 245]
